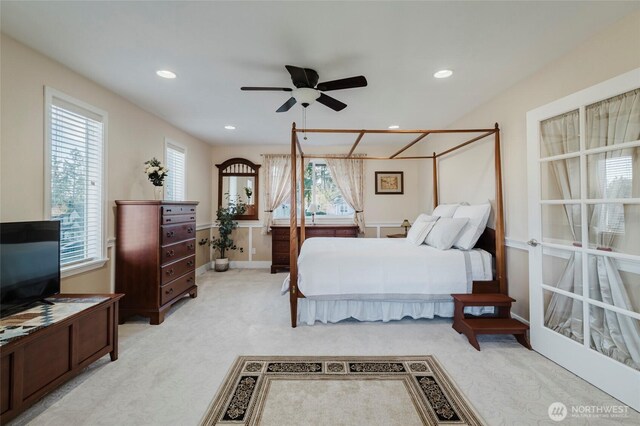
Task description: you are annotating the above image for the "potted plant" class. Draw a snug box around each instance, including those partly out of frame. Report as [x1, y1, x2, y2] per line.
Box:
[244, 186, 256, 215]
[143, 157, 168, 200]
[210, 195, 246, 272]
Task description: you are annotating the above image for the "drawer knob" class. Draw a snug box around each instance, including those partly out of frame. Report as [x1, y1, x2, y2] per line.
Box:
[187, 261, 194, 267]
[167, 231, 175, 237]
[190, 216, 195, 220]
[166, 269, 174, 276]
[188, 244, 194, 250]
[187, 227, 193, 234]
[166, 218, 172, 222]
[166, 249, 175, 257]
[166, 208, 172, 213]
[165, 288, 174, 295]
[187, 277, 193, 283]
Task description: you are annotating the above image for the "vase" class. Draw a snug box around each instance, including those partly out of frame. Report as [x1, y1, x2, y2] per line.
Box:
[214, 258, 229, 272]
[153, 186, 164, 200]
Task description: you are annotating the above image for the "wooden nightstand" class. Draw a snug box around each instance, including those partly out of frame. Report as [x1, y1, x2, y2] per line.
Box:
[451, 293, 531, 351]
[386, 233, 406, 238]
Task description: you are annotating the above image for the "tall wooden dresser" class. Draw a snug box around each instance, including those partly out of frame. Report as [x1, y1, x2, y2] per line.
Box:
[115, 201, 199, 324]
[270, 224, 359, 273]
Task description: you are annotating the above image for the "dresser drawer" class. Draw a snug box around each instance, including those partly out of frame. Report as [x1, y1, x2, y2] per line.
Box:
[160, 255, 196, 285]
[306, 229, 335, 237]
[335, 228, 358, 237]
[162, 214, 196, 225]
[161, 239, 196, 264]
[161, 272, 195, 306]
[161, 223, 196, 245]
[162, 205, 196, 215]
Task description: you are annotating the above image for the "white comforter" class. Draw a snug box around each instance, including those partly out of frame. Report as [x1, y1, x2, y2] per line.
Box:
[282, 237, 492, 301]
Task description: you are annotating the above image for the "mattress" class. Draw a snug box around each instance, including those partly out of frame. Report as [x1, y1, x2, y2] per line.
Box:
[282, 237, 492, 301]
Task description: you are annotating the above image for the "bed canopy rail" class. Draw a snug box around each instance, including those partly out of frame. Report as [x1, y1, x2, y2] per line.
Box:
[288, 123, 505, 327]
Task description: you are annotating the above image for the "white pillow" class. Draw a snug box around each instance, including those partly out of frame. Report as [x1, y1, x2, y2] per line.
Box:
[413, 213, 437, 224]
[406, 220, 436, 246]
[425, 218, 469, 250]
[432, 204, 460, 218]
[452, 203, 491, 250]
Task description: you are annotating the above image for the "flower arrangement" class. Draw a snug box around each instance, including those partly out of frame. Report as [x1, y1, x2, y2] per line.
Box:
[144, 157, 168, 187]
[244, 186, 253, 204]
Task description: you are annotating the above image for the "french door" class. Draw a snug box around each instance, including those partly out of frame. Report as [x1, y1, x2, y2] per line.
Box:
[527, 68, 640, 411]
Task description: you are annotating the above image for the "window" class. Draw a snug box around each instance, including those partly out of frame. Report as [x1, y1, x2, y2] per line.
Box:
[165, 140, 186, 201]
[45, 88, 106, 268]
[274, 160, 353, 219]
[599, 155, 632, 233]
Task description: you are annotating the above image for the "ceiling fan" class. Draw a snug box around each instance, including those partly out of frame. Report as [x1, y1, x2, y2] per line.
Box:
[241, 65, 367, 112]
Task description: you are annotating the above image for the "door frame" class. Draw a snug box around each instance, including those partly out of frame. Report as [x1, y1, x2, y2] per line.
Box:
[526, 68, 640, 410]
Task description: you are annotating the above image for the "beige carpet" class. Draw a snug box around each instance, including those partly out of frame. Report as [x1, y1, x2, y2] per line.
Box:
[8, 269, 640, 425]
[201, 356, 484, 425]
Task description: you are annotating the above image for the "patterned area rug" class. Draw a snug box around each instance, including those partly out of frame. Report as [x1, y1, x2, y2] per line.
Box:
[201, 356, 484, 426]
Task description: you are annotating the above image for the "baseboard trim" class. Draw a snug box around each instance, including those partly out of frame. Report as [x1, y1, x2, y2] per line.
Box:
[511, 312, 530, 326]
[196, 263, 209, 276]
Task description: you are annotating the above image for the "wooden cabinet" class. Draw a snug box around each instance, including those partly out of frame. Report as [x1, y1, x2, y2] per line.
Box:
[270, 224, 359, 273]
[115, 201, 198, 324]
[0, 294, 122, 423]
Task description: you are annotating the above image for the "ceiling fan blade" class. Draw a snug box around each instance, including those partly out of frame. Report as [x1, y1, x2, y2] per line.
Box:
[316, 76, 367, 92]
[276, 97, 297, 113]
[285, 65, 319, 88]
[241, 86, 292, 91]
[316, 93, 347, 111]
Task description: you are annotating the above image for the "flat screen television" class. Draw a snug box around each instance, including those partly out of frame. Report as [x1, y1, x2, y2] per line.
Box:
[0, 220, 61, 318]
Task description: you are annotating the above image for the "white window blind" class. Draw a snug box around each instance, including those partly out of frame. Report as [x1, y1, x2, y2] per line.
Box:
[48, 92, 105, 266]
[165, 142, 186, 201]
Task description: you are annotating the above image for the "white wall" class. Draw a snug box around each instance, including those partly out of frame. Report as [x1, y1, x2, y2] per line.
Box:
[0, 34, 214, 292]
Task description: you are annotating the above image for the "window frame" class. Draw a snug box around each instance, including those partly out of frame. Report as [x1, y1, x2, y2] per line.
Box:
[273, 158, 354, 223]
[44, 87, 108, 277]
[164, 138, 187, 201]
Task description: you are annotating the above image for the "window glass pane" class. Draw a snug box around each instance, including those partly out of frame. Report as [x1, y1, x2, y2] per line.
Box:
[540, 158, 580, 200]
[587, 148, 639, 199]
[586, 88, 640, 149]
[587, 203, 640, 255]
[50, 99, 103, 265]
[589, 305, 640, 371]
[541, 204, 581, 246]
[542, 247, 582, 295]
[544, 289, 583, 344]
[588, 255, 639, 315]
[540, 110, 580, 158]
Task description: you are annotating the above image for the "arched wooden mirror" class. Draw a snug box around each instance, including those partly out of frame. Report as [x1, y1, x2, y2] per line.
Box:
[216, 158, 261, 220]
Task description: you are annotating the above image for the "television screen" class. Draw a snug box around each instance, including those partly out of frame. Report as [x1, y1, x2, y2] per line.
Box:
[0, 221, 60, 317]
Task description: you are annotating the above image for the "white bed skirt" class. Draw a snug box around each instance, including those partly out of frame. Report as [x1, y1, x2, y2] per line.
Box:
[297, 299, 493, 326]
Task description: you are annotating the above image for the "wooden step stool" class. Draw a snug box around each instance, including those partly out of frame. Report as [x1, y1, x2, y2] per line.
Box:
[451, 293, 531, 351]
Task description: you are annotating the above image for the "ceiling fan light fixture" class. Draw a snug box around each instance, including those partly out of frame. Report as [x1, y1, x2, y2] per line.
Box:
[292, 88, 320, 107]
[224, 125, 236, 130]
[156, 70, 177, 79]
[434, 69, 453, 79]
[388, 125, 400, 129]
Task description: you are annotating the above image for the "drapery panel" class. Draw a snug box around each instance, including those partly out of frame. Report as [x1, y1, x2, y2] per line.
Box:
[325, 155, 365, 233]
[262, 154, 292, 235]
[542, 88, 640, 370]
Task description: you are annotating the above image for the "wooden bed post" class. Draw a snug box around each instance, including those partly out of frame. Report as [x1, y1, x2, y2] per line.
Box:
[494, 123, 507, 295]
[299, 154, 306, 245]
[432, 152, 438, 210]
[290, 123, 299, 327]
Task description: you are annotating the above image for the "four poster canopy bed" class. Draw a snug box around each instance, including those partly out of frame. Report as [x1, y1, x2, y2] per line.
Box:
[283, 123, 506, 328]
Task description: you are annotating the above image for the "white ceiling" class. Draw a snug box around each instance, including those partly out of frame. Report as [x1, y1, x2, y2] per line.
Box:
[1, 1, 637, 146]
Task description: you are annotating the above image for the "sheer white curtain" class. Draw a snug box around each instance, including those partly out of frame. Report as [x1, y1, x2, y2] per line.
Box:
[585, 89, 640, 369]
[325, 155, 365, 233]
[543, 89, 640, 370]
[262, 155, 292, 235]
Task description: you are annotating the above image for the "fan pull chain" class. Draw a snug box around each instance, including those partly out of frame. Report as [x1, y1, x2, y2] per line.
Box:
[303, 108, 308, 140]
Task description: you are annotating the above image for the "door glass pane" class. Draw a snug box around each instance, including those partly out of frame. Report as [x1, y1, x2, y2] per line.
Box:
[587, 148, 639, 199]
[540, 110, 580, 158]
[588, 255, 640, 315]
[542, 247, 582, 295]
[544, 289, 583, 344]
[586, 88, 640, 149]
[587, 203, 640, 255]
[542, 204, 581, 246]
[541, 158, 581, 200]
[589, 305, 640, 371]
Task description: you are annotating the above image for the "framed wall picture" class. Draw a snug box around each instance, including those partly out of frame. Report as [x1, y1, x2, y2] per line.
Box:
[375, 171, 404, 194]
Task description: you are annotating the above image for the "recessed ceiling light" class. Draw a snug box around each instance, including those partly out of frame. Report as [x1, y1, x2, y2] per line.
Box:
[434, 69, 453, 79]
[156, 70, 177, 79]
[388, 125, 400, 129]
[224, 125, 236, 130]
